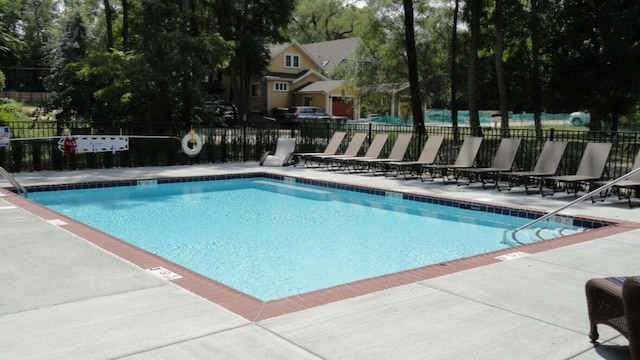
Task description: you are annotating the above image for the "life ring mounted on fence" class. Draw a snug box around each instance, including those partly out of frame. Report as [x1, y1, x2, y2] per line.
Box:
[181, 131, 203, 156]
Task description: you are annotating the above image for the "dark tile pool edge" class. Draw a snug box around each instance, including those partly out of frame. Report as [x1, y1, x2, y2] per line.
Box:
[3, 175, 637, 322]
[17, 172, 615, 229]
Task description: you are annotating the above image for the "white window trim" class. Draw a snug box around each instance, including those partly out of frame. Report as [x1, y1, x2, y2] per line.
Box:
[284, 53, 300, 69]
[274, 82, 289, 92]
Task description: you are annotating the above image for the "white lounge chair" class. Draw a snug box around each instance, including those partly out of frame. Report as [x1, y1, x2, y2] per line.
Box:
[260, 138, 296, 166]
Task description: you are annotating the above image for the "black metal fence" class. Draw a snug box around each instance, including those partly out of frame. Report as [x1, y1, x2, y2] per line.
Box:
[1, 119, 639, 181]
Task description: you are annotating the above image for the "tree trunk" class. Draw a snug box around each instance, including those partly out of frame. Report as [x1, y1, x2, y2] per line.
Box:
[450, 0, 460, 141]
[104, 0, 114, 51]
[494, 0, 509, 137]
[121, 0, 129, 52]
[468, 0, 483, 137]
[402, 0, 426, 136]
[530, 0, 542, 139]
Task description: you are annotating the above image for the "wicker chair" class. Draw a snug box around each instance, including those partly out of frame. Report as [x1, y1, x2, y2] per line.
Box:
[585, 276, 640, 359]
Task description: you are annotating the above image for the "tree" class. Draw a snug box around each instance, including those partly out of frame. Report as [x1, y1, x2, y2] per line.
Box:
[402, 0, 425, 135]
[493, 0, 509, 136]
[548, 0, 640, 131]
[529, 0, 543, 138]
[286, 0, 365, 43]
[467, 0, 483, 136]
[47, 12, 92, 123]
[450, 0, 460, 140]
[214, 0, 296, 118]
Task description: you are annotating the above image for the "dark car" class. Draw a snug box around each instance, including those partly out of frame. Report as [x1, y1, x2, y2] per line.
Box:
[206, 100, 239, 124]
[274, 106, 347, 122]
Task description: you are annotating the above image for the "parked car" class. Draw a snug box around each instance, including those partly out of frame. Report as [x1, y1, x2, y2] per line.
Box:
[206, 100, 239, 124]
[274, 106, 347, 122]
[569, 111, 590, 127]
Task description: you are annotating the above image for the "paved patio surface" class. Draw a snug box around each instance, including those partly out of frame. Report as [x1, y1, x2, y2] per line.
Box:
[1, 163, 638, 359]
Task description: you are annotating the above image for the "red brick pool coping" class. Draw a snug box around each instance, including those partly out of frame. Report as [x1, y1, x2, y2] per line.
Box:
[3, 187, 639, 322]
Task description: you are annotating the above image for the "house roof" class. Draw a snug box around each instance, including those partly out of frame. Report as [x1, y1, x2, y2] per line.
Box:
[294, 80, 345, 94]
[266, 69, 329, 83]
[268, 38, 361, 76]
[361, 82, 410, 95]
[301, 38, 361, 75]
[266, 70, 310, 80]
[268, 41, 325, 70]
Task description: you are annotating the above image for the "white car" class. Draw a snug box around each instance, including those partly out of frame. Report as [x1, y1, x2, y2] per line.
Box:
[569, 111, 590, 127]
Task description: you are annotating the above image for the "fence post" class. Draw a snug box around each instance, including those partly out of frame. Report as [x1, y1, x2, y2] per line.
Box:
[550, 128, 554, 141]
[242, 115, 247, 162]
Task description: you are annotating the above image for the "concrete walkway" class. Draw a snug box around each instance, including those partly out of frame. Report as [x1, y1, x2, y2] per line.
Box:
[1, 163, 638, 359]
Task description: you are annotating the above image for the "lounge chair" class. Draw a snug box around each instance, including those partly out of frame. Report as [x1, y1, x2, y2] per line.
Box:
[329, 133, 389, 171]
[260, 138, 296, 166]
[345, 133, 413, 175]
[291, 131, 346, 167]
[591, 150, 640, 207]
[306, 133, 367, 168]
[541, 142, 612, 197]
[422, 136, 483, 183]
[385, 135, 445, 179]
[497, 140, 568, 193]
[456, 138, 522, 188]
[585, 276, 640, 360]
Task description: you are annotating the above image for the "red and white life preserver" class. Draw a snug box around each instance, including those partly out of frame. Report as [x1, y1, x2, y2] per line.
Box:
[63, 137, 77, 154]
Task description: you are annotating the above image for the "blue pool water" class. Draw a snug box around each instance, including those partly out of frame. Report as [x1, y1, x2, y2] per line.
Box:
[29, 177, 586, 301]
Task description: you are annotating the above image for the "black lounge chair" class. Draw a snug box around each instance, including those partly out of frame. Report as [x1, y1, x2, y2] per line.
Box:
[422, 136, 483, 183]
[306, 133, 367, 168]
[541, 142, 612, 197]
[346, 133, 413, 175]
[497, 140, 568, 194]
[292, 131, 346, 167]
[385, 135, 444, 179]
[591, 148, 640, 207]
[329, 133, 389, 171]
[456, 138, 522, 188]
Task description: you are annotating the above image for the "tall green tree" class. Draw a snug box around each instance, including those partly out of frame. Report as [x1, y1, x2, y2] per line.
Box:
[450, 0, 461, 139]
[47, 12, 93, 123]
[467, 0, 483, 136]
[214, 0, 295, 118]
[286, 0, 366, 43]
[493, 0, 509, 137]
[402, 0, 424, 134]
[548, 0, 640, 131]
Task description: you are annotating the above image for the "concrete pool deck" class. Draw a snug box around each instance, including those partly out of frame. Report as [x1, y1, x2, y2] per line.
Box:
[1, 163, 638, 359]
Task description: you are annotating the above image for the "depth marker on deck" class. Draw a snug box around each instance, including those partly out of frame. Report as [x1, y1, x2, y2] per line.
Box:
[147, 267, 183, 281]
[47, 219, 68, 226]
[495, 252, 529, 261]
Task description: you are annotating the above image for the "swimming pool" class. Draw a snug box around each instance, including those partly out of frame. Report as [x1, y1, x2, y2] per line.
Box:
[27, 174, 597, 301]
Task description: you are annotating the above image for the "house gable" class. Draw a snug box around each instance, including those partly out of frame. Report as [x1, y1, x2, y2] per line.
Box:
[267, 41, 324, 74]
[251, 38, 361, 118]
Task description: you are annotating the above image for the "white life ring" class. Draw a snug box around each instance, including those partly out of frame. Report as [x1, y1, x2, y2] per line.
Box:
[181, 131, 202, 156]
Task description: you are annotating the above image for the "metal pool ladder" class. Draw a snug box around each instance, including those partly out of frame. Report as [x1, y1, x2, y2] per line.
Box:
[506, 166, 640, 244]
[0, 166, 27, 197]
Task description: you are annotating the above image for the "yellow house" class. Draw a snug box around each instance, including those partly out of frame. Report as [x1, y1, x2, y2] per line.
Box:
[248, 38, 361, 119]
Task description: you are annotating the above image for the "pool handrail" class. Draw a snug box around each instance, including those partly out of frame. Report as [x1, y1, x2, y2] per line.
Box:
[0, 166, 27, 197]
[513, 166, 640, 234]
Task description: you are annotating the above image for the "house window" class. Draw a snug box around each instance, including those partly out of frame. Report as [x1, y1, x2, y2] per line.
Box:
[284, 54, 300, 68]
[274, 82, 289, 92]
[250, 83, 261, 97]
